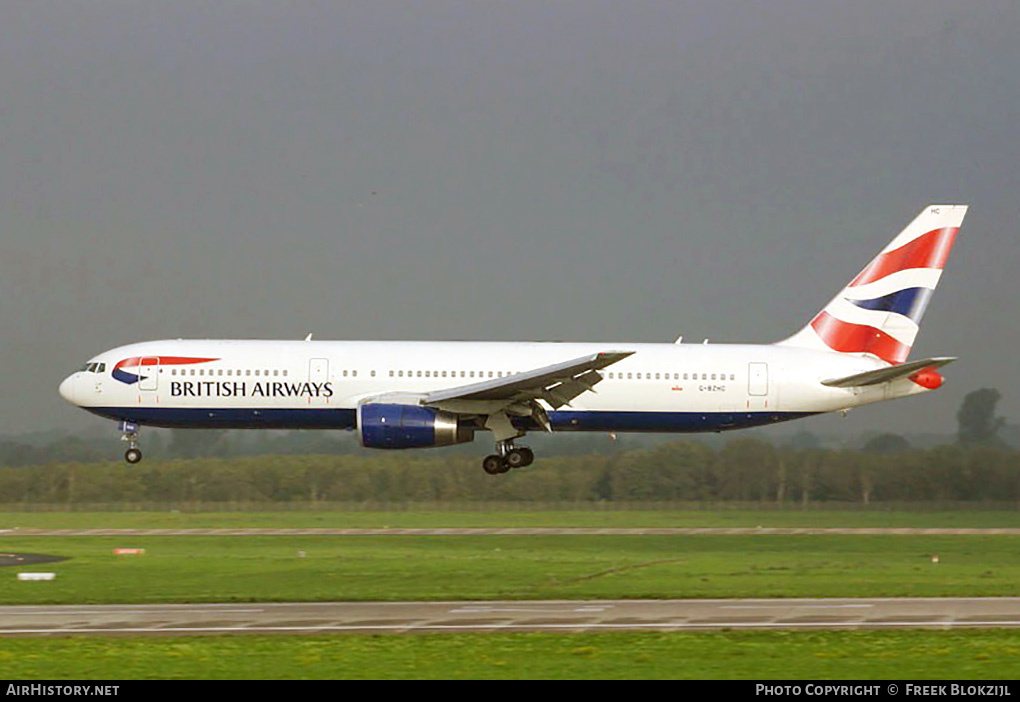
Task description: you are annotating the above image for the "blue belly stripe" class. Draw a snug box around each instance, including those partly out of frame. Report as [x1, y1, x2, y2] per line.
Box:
[85, 406, 816, 433]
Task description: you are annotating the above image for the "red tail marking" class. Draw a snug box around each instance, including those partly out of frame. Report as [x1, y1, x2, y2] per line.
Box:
[810, 312, 910, 364]
[850, 227, 958, 287]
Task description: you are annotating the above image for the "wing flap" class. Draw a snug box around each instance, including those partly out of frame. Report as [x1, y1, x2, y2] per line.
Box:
[423, 351, 633, 405]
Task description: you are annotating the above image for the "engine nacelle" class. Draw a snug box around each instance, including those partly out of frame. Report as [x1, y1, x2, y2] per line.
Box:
[357, 403, 475, 449]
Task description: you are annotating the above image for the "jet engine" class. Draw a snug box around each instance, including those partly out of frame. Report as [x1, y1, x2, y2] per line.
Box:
[357, 403, 475, 449]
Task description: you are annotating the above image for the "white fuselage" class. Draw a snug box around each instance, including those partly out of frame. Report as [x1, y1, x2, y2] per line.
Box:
[59, 338, 928, 435]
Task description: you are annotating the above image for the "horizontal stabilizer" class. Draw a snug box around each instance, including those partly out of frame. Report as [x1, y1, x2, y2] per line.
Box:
[821, 357, 957, 388]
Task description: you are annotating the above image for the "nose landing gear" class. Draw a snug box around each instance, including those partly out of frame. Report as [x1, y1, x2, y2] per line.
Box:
[119, 421, 143, 464]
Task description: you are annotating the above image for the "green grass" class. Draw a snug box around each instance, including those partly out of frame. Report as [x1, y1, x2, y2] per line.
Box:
[0, 534, 1017, 604]
[2, 509, 1017, 680]
[1, 630, 1018, 679]
[4, 508, 1020, 529]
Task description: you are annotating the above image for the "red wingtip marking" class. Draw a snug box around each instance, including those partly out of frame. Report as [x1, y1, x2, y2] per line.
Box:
[909, 367, 944, 390]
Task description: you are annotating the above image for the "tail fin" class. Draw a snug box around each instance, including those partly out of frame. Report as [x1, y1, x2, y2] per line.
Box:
[778, 205, 968, 365]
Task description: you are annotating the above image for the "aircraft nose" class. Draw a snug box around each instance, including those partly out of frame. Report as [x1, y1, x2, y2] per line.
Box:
[59, 374, 78, 405]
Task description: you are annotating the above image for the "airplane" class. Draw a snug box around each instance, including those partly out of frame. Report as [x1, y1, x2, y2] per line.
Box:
[59, 205, 967, 474]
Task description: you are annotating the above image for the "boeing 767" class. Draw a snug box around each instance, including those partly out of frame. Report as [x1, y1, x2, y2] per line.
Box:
[59, 205, 967, 474]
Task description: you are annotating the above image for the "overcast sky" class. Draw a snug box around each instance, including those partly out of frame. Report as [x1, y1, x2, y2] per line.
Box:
[1, 1, 1017, 440]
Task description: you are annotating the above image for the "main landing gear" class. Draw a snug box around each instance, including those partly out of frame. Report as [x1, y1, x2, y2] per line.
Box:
[482, 440, 535, 475]
[119, 421, 143, 464]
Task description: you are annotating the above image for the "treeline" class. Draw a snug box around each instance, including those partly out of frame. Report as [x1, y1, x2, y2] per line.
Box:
[0, 438, 1017, 505]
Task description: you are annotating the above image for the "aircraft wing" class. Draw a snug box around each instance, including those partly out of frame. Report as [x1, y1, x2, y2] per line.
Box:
[821, 357, 957, 388]
[422, 350, 634, 409]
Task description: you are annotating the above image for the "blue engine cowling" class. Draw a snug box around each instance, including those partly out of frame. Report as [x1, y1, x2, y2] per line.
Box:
[357, 403, 475, 449]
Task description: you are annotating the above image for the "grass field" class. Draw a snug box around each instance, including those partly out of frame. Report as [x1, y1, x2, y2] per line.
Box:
[3, 507, 1020, 529]
[0, 534, 1017, 603]
[2, 630, 1019, 680]
[1, 508, 1017, 679]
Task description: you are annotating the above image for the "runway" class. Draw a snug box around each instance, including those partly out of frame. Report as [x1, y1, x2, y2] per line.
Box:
[1, 598, 1018, 636]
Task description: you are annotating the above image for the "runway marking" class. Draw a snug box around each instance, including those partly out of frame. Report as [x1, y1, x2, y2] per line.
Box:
[450, 606, 611, 613]
[3, 608, 262, 616]
[2, 620, 1019, 636]
[3, 599, 1019, 636]
[720, 604, 874, 610]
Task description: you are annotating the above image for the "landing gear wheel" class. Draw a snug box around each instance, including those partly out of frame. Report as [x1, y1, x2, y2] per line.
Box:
[482, 455, 509, 475]
[518, 447, 535, 467]
[506, 449, 528, 469]
[118, 421, 142, 465]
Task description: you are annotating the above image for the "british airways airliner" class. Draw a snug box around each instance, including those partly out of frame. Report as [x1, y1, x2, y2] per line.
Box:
[59, 205, 967, 474]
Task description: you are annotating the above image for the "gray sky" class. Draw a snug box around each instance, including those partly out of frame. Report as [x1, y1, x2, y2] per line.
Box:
[1, 1, 1017, 439]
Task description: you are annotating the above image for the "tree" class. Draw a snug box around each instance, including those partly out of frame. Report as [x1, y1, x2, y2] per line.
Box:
[862, 433, 911, 454]
[168, 429, 231, 458]
[957, 388, 1007, 447]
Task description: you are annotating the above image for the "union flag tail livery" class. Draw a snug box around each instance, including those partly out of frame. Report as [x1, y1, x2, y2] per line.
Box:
[59, 205, 968, 474]
[779, 205, 967, 365]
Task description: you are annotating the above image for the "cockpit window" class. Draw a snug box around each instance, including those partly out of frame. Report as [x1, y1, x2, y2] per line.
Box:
[77, 362, 105, 373]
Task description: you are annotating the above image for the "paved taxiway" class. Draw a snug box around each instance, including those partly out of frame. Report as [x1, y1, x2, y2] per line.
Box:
[1, 598, 1018, 636]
